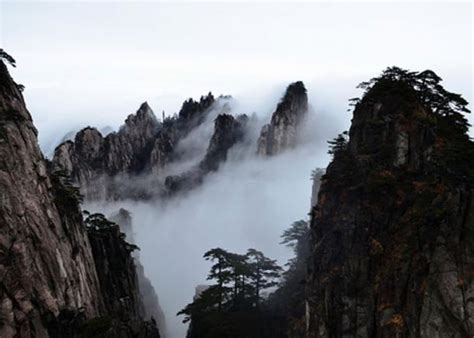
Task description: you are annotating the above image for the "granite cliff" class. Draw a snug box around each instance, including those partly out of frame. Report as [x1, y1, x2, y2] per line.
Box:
[0, 59, 160, 337]
[257, 81, 308, 156]
[53, 94, 216, 200]
[307, 68, 474, 337]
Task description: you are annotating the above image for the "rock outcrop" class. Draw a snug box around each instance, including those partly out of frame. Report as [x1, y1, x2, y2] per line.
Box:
[110, 209, 167, 337]
[306, 70, 474, 337]
[53, 94, 216, 200]
[165, 113, 248, 194]
[257, 81, 308, 156]
[0, 60, 160, 337]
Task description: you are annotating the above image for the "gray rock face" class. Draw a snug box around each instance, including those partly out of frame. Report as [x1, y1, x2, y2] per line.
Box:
[52, 95, 215, 200]
[164, 113, 248, 194]
[306, 79, 474, 337]
[0, 60, 160, 338]
[0, 60, 103, 337]
[257, 81, 308, 156]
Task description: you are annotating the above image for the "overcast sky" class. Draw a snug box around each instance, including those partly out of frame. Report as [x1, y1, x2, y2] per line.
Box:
[1, 1, 472, 151]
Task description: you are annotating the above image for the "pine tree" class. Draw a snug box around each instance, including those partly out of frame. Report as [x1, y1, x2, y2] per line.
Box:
[0, 49, 16, 67]
[246, 249, 282, 307]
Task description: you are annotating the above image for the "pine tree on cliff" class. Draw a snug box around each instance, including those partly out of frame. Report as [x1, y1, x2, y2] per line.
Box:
[178, 248, 282, 337]
[327, 131, 348, 158]
[203, 248, 234, 311]
[246, 249, 282, 307]
[0, 49, 16, 67]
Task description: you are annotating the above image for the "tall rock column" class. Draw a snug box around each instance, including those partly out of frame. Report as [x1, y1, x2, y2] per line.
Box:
[257, 81, 308, 156]
[306, 74, 474, 337]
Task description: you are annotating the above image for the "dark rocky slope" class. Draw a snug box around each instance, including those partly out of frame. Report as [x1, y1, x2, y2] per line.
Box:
[307, 68, 474, 337]
[0, 59, 159, 337]
[165, 113, 248, 194]
[257, 81, 308, 156]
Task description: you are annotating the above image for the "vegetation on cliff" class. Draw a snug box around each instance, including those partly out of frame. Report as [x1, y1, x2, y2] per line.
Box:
[307, 67, 474, 337]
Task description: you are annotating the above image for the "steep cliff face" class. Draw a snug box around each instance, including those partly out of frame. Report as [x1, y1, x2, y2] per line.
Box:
[85, 216, 160, 338]
[0, 60, 160, 337]
[53, 95, 215, 200]
[0, 60, 104, 337]
[110, 209, 167, 337]
[165, 113, 248, 194]
[307, 70, 474, 337]
[257, 81, 308, 156]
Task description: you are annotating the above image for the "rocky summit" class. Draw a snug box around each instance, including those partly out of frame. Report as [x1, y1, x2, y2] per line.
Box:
[306, 68, 474, 337]
[257, 81, 308, 156]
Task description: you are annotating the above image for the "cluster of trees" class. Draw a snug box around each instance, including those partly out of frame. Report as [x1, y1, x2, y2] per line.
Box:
[178, 248, 282, 337]
[0, 49, 16, 67]
[327, 131, 349, 158]
[83, 211, 139, 253]
[178, 219, 311, 338]
[342, 67, 473, 183]
[355, 66, 471, 133]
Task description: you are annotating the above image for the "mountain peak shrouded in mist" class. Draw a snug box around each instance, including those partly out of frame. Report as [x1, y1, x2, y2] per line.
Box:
[0, 59, 161, 337]
[257, 81, 309, 156]
[51, 82, 312, 201]
[164, 113, 249, 194]
[51, 94, 218, 200]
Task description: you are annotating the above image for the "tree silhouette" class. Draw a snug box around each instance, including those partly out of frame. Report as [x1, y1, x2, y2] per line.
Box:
[178, 247, 282, 337]
[356, 66, 471, 133]
[327, 131, 349, 157]
[0, 49, 16, 67]
[246, 249, 282, 307]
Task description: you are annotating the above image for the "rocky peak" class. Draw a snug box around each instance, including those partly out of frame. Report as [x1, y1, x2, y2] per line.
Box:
[122, 101, 159, 138]
[257, 81, 308, 156]
[200, 113, 248, 172]
[165, 113, 248, 194]
[52, 94, 217, 201]
[348, 78, 435, 171]
[306, 68, 474, 337]
[178, 92, 215, 121]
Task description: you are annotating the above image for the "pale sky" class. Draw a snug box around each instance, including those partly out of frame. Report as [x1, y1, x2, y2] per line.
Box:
[1, 1, 472, 152]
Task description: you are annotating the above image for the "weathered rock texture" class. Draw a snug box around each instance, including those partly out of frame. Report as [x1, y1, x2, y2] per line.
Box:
[165, 113, 248, 194]
[307, 77, 474, 337]
[257, 81, 308, 156]
[53, 94, 216, 200]
[0, 60, 159, 337]
[110, 209, 167, 337]
[86, 220, 160, 338]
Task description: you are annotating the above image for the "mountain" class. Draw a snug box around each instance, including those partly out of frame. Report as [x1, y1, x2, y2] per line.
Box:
[52, 81, 309, 200]
[52, 94, 217, 200]
[164, 113, 248, 194]
[257, 81, 308, 156]
[306, 68, 474, 337]
[0, 59, 160, 337]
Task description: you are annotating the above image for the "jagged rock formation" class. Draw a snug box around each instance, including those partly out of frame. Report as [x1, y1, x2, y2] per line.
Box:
[165, 113, 248, 194]
[110, 209, 167, 337]
[257, 81, 308, 156]
[0, 60, 159, 337]
[310, 168, 325, 208]
[86, 219, 160, 338]
[306, 70, 474, 337]
[53, 94, 216, 200]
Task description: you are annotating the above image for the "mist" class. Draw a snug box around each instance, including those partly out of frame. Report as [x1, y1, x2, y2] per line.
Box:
[2, 2, 471, 337]
[83, 88, 336, 337]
